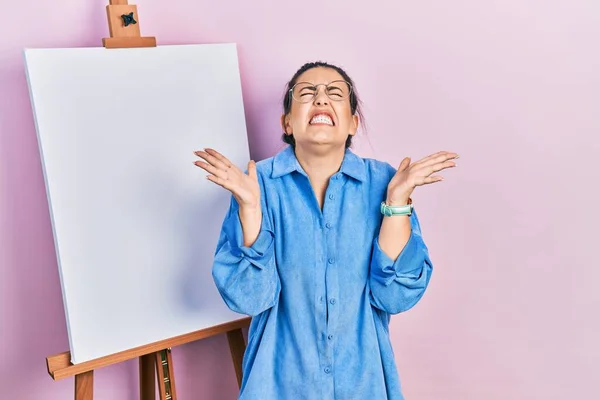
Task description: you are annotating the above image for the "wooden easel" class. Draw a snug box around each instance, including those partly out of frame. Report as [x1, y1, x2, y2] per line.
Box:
[46, 318, 250, 400]
[102, 0, 156, 48]
[45, 2, 251, 399]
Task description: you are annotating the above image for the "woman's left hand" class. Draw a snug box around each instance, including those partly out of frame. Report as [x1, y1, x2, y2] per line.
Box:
[386, 151, 459, 205]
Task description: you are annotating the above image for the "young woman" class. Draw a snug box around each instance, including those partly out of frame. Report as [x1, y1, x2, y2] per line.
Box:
[194, 61, 458, 400]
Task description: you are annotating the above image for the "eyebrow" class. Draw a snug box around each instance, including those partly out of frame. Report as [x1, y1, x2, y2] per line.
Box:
[297, 85, 317, 91]
[296, 81, 344, 88]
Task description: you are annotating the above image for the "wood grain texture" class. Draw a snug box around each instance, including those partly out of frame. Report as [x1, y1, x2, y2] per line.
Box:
[47, 317, 250, 380]
[165, 349, 177, 400]
[139, 354, 155, 400]
[102, 36, 156, 48]
[155, 349, 178, 400]
[155, 351, 167, 400]
[227, 328, 247, 388]
[75, 371, 93, 400]
[106, 5, 141, 38]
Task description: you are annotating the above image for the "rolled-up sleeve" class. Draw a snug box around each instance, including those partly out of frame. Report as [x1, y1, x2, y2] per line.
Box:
[369, 209, 433, 315]
[212, 191, 280, 317]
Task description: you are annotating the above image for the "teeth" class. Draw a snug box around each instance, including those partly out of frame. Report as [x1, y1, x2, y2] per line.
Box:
[310, 114, 333, 125]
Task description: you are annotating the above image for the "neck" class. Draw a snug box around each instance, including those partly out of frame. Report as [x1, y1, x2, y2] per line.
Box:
[294, 144, 346, 181]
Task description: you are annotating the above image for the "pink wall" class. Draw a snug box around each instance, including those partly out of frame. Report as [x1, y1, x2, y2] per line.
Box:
[2, 0, 598, 399]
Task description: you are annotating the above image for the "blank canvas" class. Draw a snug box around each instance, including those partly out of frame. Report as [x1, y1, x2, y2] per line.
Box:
[23, 43, 250, 364]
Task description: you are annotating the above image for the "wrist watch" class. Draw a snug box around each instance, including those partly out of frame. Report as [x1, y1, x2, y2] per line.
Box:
[380, 198, 413, 217]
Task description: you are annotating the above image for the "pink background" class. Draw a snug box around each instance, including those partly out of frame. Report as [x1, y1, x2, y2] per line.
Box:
[1, 0, 598, 399]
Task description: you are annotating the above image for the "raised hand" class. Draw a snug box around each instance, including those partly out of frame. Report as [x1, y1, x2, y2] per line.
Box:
[386, 151, 459, 205]
[194, 148, 261, 210]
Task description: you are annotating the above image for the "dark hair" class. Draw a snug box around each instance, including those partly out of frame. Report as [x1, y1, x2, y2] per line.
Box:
[281, 61, 364, 149]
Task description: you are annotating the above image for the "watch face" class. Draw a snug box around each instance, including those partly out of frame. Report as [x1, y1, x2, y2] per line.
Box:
[391, 206, 411, 216]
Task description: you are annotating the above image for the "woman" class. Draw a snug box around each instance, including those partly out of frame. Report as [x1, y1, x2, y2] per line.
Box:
[194, 61, 457, 400]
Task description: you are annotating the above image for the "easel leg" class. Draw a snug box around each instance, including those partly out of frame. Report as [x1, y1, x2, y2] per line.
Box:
[75, 371, 93, 400]
[140, 354, 156, 400]
[227, 328, 246, 388]
[155, 349, 177, 400]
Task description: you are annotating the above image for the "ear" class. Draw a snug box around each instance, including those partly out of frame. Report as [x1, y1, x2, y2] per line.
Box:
[280, 114, 292, 134]
[349, 114, 359, 136]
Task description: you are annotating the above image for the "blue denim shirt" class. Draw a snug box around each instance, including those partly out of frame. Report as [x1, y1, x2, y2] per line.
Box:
[212, 145, 433, 400]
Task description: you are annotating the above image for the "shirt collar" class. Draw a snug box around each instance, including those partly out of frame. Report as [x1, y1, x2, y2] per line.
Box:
[271, 145, 366, 182]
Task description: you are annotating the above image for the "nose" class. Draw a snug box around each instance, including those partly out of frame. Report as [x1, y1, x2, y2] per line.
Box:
[313, 85, 329, 106]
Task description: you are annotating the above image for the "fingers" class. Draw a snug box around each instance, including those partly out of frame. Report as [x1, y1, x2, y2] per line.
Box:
[206, 174, 235, 191]
[408, 151, 458, 187]
[414, 161, 455, 183]
[194, 160, 229, 181]
[408, 151, 442, 167]
[411, 152, 458, 178]
[248, 160, 258, 181]
[431, 159, 457, 173]
[414, 176, 443, 186]
[424, 175, 444, 184]
[397, 157, 411, 172]
[194, 148, 232, 171]
[413, 151, 459, 168]
[194, 150, 256, 199]
[194, 149, 238, 190]
[205, 148, 235, 168]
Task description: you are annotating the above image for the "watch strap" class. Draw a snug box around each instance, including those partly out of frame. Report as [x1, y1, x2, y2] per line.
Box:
[380, 198, 413, 217]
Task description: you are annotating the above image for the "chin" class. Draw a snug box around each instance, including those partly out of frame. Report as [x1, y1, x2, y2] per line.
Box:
[295, 128, 347, 147]
[308, 133, 335, 145]
[297, 137, 346, 151]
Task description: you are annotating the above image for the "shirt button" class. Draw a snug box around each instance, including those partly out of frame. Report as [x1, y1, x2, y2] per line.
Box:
[324, 367, 331, 374]
[325, 222, 332, 229]
[329, 194, 335, 200]
[329, 298, 336, 305]
[328, 334, 333, 340]
[328, 258, 334, 264]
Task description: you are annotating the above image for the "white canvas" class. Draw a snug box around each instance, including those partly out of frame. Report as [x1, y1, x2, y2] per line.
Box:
[23, 43, 250, 364]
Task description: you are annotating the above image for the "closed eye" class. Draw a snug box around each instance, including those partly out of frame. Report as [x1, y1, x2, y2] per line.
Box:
[299, 86, 317, 96]
[327, 86, 344, 97]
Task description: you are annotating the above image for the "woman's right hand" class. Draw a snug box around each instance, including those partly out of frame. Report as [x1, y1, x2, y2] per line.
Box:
[194, 148, 261, 211]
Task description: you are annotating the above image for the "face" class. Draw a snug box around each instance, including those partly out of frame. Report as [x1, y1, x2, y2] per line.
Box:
[281, 67, 359, 151]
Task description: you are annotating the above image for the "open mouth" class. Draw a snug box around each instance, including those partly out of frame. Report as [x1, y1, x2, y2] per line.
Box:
[309, 112, 334, 126]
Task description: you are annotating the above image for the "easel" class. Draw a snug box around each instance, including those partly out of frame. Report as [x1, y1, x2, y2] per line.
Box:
[102, 0, 156, 49]
[45, 2, 252, 399]
[46, 318, 250, 400]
